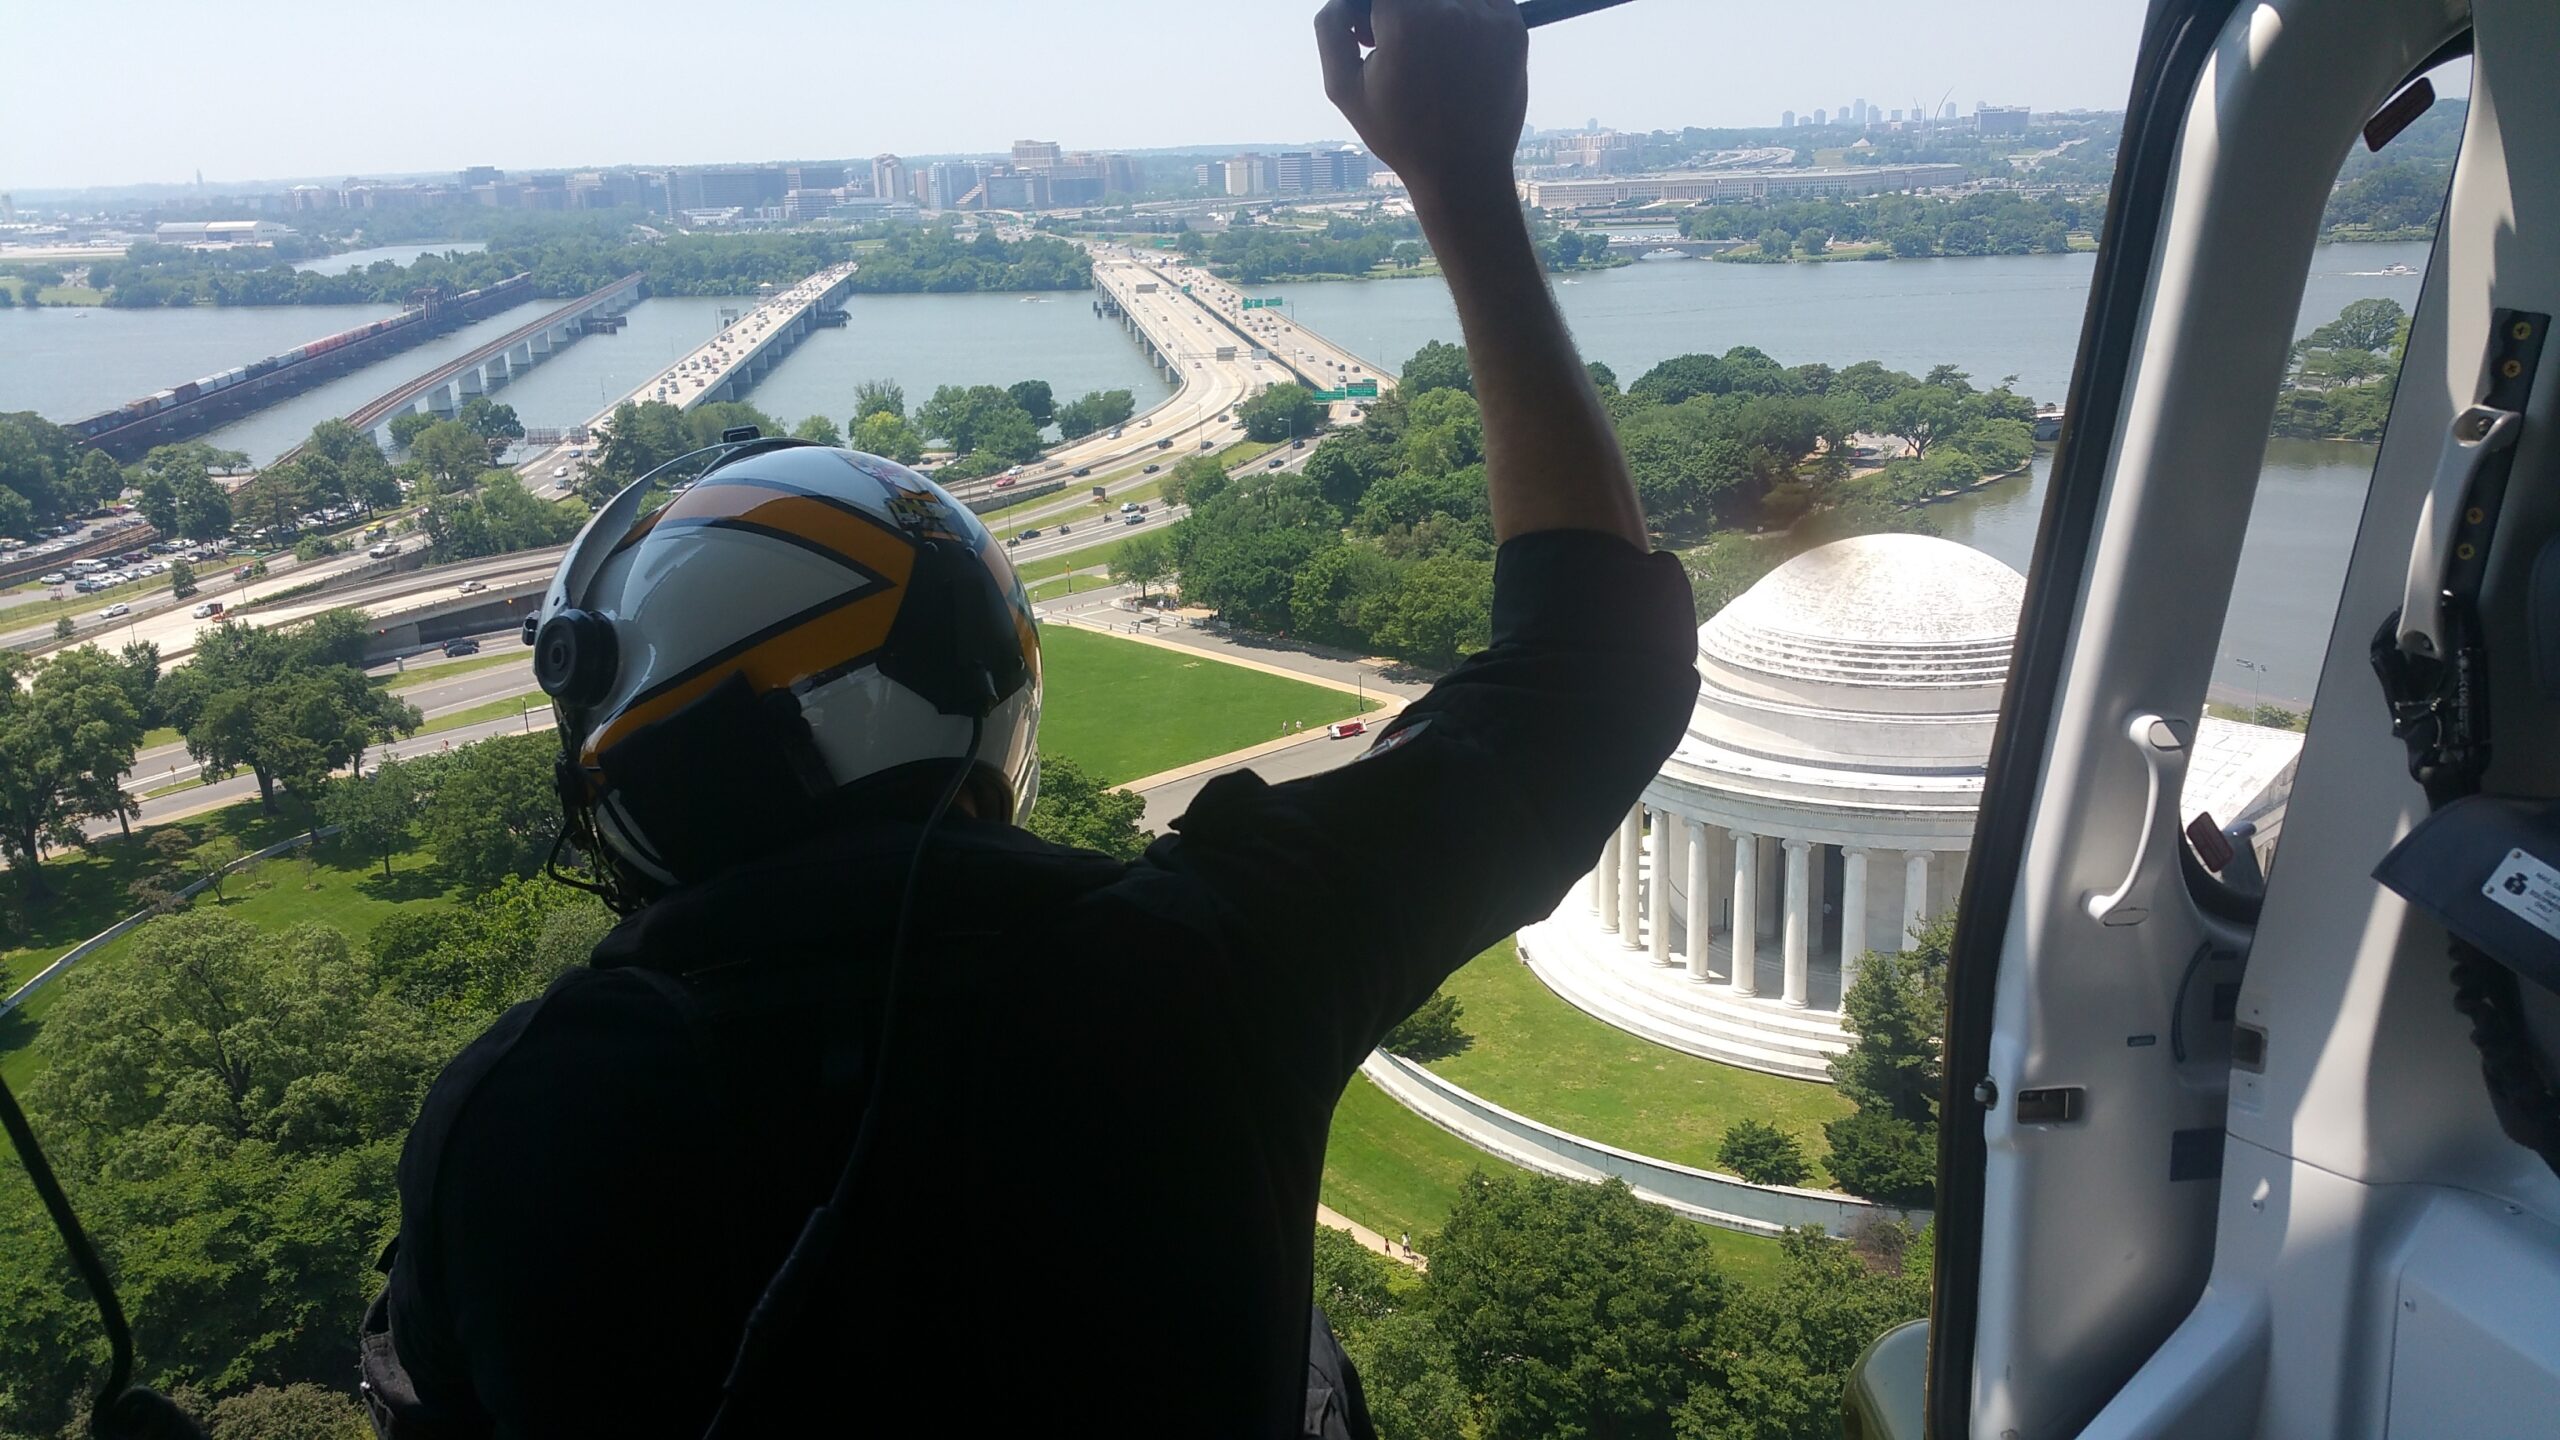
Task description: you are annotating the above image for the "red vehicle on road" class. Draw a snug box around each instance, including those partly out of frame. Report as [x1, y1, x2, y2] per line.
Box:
[1326, 720, 1367, 741]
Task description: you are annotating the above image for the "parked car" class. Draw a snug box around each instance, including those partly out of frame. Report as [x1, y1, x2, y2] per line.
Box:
[37, 572, 65, 585]
[98, 603, 130, 620]
[443, 638, 481, 657]
[190, 601, 224, 620]
[1326, 720, 1368, 740]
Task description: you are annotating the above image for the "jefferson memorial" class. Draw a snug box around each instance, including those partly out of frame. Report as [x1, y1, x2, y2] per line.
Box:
[1521, 533, 2301, 1082]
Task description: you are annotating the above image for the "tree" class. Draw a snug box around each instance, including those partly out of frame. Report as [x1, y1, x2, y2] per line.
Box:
[1108, 529, 1176, 602]
[1391, 240, 1426, 269]
[157, 614, 420, 816]
[417, 731, 560, 889]
[853, 378, 906, 422]
[1365, 554, 1493, 668]
[1831, 913, 1950, 1125]
[369, 874, 612, 1021]
[387, 410, 438, 449]
[853, 410, 924, 465]
[1019, 754, 1151, 861]
[1055, 389, 1138, 440]
[1428, 1172, 1729, 1440]
[1006, 379, 1056, 428]
[1675, 1227, 1930, 1440]
[204, 1383, 375, 1440]
[973, 403, 1045, 464]
[1797, 226, 1831, 256]
[318, 767, 421, 876]
[1760, 226, 1795, 256]
[1238, 382, 1323, 441]
[407, 420, 487, 495]
[1716, 1117, 1812, 1186]
[1683, 532, 1783, 623]
[457, 396, 526, 460]
[169, 557, 198, 599]
[1880, 385, 1964, 459]
[192, 833, 246, 902]
[1820, 1110, 1937, 1206]
[1381, 990, 1470, 1060]
[1159, 454, 1226, 510]
[0, 647, 147, 901]
[2304, 296, 2408, 354]
[791, 414, 843, 446]
[1399, 339, 1474, 397]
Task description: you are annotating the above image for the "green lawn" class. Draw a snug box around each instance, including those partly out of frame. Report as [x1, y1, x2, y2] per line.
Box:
[1038, 625, 1377, 784]
[1016, 535, 1137, 586]
[385, 651, 529, 690]
[1321, 1070, 1786, 1287]
[1428, 938, 1854, 1184]
[1029, 568, 1109, 603]
[413, 691, 545, 739]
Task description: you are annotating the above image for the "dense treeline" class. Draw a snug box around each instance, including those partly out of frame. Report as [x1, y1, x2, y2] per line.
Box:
[1680, 190, 2094, 259]
[1318, 1172, 1929, 1440]
[843, 228, 1092, 293]
[1180, 212, 1613, 282]
[0, 412, 129, 534]
[2272, 298, 2408, 441]
[1169, 341, 2032, 670]
[86, 225, 1087, 308]
[0, 736, 611, 1435]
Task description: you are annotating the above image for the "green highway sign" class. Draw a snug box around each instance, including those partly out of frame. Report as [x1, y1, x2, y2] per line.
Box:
[1241, 296, 1285, 311]
[1310, 388, 1348, 402]
[1346, 380, 1380, 397]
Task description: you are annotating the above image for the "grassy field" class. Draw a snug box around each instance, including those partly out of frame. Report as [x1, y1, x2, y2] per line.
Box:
[1028, 568, 1109, 603]
[1017, 535, 1138, 586]
[1, 279, 106, 305]
[413, 690, 545, 739]
[1038, 625, 1376, 784]
[1428, 938, 1854, 1184]
[1320, 1070, 1786, 1287]
[386, 651, 528, 690]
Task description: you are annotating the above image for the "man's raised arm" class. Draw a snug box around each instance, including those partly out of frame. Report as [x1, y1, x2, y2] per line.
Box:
[1314, 0, 1646, 547]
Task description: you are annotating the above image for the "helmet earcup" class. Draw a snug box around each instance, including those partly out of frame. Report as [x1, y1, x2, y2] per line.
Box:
[533, 608, 620, 707]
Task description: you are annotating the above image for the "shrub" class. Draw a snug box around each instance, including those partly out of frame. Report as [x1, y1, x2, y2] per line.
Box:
[1717, 1117, 1812, 1186]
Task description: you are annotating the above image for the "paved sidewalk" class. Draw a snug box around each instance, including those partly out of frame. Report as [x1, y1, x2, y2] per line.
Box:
[1317, 1204, 1425, 1271]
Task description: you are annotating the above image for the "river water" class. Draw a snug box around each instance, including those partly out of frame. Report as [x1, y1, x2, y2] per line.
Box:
[292, 241, 489, 273]
[0, 241, 2432, 703]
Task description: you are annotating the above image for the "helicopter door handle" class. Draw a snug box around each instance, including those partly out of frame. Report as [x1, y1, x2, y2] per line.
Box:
[2399, 404, 2523, 660]
[2085, 712, 2192, 926]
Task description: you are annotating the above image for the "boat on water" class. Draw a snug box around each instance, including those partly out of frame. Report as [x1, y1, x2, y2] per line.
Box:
[2381, 262, 2416, 275]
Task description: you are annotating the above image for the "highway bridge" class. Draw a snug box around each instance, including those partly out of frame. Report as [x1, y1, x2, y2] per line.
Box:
[1097, 251, 1394, 412]
[518, 263, 859, 495]
[343, 272, 645, 447]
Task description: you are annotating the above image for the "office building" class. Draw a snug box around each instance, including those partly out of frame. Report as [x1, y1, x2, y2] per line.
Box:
[1976, 105, 2032, 135]
[1782, 110, 1796, 128]
[458, 166, 503, 188]
[1011, 139, 1064, 171]
[871, 154, 907, 204]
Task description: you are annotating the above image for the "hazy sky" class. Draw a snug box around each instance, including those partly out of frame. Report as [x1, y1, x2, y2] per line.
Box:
[5, 1, 2149, 191]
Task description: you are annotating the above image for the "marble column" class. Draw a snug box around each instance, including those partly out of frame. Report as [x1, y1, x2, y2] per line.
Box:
[1684, 818, 1713, 981]
[1596, 823, 1621, 927]
[1757, 834, 1783, 940]
[1903, 849, 1934, 952]
[1782, 839, 1813, 1008]
[1730, 830, 1759, 997]
[1647, 810, 1674, 965]
[1840, 848, 1872, 1001]
[1662, 818, 1689, 951]
[1617, 806, 1644, 947]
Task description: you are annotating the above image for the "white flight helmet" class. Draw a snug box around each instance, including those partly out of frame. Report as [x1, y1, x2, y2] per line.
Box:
[529, 440, 1041, 904]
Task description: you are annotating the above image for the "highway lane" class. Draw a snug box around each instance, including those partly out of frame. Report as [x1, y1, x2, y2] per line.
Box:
[521, 266, 860, 499]
[102, 547, 562, 664]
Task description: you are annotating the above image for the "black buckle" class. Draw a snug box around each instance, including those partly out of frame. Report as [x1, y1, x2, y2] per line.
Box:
[2371, 605, 2490, 806]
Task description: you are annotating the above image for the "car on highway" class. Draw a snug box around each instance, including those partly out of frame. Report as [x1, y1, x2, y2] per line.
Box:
[234, 565, 255, 581]
[1292, 438, 1306, 449]
[1268, 458, 1288, 469]
[1326, 720, 1368, 741]
[1156, 438, 1172, 449]
[442, 638, 481, 658]
[552, 465, 570, 479]
[1119, 501, 1141, 514]
[1019, 528, 1041, 541]
[191, 601, 225, 620]
[993, 476, 1018, 489]
[1142, 464, 1160, 474]
[1073, 467, 1091, 477]
[458, 580, 487, 594]
[369, 543, 400, 559]
[98, 603, 130, 619]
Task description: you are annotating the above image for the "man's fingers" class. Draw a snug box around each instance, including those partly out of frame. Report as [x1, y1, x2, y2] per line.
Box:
[1313, 0, 1368, 107]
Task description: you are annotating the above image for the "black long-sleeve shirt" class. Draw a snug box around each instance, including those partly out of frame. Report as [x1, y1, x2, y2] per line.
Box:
[383, 528, 1698, 1436]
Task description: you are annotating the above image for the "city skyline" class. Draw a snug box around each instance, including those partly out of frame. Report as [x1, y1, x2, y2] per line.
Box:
[5, 0, 2149, 193]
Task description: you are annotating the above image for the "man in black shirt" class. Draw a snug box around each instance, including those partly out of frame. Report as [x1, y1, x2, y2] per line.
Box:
[373, 2, 1699, 1433]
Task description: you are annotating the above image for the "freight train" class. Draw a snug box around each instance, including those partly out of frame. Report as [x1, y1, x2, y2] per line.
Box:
[64, 274, 534, 445]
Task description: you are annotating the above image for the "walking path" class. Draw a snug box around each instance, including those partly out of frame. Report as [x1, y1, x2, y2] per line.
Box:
[1317, 1204, 1425, 1271]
